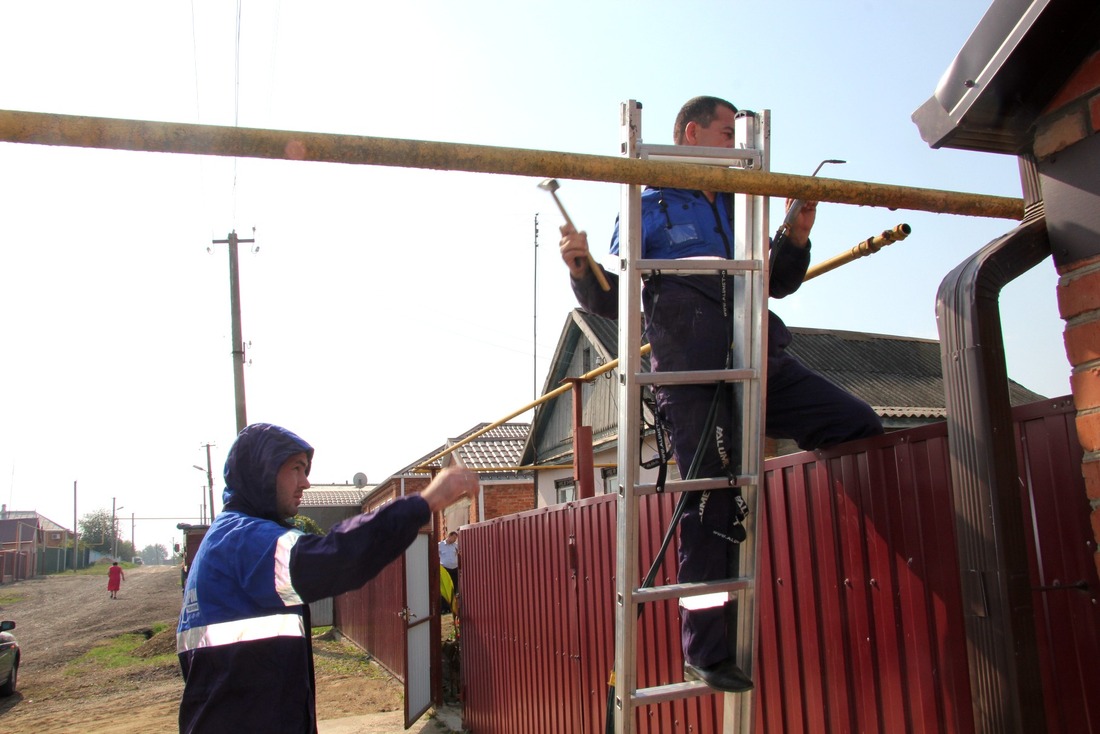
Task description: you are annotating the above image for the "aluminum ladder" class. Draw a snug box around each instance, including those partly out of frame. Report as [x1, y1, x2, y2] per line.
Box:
[612, 99, 770, 734]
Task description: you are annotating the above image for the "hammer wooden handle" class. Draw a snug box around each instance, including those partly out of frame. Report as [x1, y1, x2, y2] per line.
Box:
[552, 193, 611, 292]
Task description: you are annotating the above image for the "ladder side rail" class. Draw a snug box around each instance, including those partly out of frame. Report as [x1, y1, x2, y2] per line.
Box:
[722, 109, 771, 734]
[613, 98, 646, 734]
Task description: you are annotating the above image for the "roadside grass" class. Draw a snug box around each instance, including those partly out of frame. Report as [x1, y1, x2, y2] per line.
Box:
[65, 622, 177, 675]
[0, 591, 25, 606]
[58, 622, 389, 680]
[310, 626, 392, 680]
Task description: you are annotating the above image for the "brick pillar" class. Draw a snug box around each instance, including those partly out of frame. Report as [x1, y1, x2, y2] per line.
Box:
[1057, 256, 1100, 579]
[1037, 50, 1100, 580]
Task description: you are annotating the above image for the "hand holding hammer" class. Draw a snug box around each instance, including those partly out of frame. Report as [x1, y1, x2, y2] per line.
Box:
[538, 179, 611, 291]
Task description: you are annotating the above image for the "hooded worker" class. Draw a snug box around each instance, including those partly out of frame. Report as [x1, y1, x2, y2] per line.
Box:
[177, 423, 477, 733]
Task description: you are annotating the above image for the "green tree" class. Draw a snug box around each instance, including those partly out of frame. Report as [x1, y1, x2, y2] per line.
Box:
[79, 509, 117, 555]
[116, 540, 135, 561]
[141, 543, 169, 565]
[292, 515, 323, 535]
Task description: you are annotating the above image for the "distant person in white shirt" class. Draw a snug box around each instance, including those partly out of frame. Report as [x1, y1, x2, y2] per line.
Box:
[439, 531, 459, 613]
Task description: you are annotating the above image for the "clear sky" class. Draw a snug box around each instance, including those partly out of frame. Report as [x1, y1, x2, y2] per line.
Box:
[0, 1, 1068, 552]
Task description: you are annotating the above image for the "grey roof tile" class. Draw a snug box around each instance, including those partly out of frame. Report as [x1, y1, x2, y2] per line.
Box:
[299, 486, 372, 507]
[393, 423, 532, 476]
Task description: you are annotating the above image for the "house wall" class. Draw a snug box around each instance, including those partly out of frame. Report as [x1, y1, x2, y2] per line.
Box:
[481, 481, 535, 520]
[536, 340, 621, 463]
[365, 476, 430, 512]
[536, 440, 662, 508]
[1034, 48, 1100, 580]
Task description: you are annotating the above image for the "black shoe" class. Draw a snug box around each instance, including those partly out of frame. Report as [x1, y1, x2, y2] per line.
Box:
[684, 658, 754, 693]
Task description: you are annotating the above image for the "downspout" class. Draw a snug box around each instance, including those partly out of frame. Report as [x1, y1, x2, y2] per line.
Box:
[935, 156, 1049, 733]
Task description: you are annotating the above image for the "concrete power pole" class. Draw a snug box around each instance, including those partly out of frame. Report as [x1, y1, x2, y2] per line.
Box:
[212, 230, 254, 434]
[203, 442, 216, 522]
[72, 480, 78, 572]
[111, 497, 118, 560]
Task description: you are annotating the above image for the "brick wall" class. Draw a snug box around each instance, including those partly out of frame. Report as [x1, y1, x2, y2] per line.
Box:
[482, 483, 536, 520]
[1034, 51, 1100, 159]
[362, 476, 430, 513]
[1038, 49, 1100, 578]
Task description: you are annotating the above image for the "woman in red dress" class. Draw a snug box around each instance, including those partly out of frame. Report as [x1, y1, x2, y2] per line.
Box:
[107, 561, 125, 599]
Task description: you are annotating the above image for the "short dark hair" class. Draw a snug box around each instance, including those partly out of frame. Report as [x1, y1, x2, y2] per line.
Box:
[673, 96, 738, 144]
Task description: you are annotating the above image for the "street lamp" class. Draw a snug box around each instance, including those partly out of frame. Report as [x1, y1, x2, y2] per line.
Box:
[192, 467, 208, 523]
[193, 445, 216, 523]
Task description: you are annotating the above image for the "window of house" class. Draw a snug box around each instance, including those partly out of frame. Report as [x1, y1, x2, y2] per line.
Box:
[554, 478, 575, 504]
[601, 467, 618, 495]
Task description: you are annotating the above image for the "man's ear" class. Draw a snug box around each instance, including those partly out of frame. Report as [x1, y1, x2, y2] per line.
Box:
[683, 120, 698, 145]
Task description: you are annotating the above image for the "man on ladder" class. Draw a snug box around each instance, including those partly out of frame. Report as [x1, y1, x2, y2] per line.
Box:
[559, 95, 883, 693]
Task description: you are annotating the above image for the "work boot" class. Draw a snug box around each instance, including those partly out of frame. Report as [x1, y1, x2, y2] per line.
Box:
[683, 657, 754, 692]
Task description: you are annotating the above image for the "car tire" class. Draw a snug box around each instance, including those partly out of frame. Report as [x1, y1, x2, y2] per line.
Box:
[0, 658, 17, 696]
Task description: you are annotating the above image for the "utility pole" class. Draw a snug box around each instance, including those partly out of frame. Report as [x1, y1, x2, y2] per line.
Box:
[212, 230, 254, 434]
[204, 442, 216, 522]
[194, 441, 216, 524]
[111, 497, 119, 560]
[131, 512, 135, 561]
[72, 480, 78, 572]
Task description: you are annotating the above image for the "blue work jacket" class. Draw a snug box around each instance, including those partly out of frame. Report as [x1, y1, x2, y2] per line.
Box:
[177, 423, 430, 733]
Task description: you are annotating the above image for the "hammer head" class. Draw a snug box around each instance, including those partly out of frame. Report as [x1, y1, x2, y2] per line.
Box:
[537, 178, 560, 193]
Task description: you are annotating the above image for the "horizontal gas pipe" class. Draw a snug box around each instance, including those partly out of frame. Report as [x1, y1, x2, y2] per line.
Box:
[0, 109, 1023, 220]
[803, 223, 912, 281]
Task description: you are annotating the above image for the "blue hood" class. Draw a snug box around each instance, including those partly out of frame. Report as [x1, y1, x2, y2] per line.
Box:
[221, 423, 314, 524]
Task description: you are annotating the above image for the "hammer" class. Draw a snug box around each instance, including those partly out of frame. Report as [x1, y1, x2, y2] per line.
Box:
[538, 178, 611, 291]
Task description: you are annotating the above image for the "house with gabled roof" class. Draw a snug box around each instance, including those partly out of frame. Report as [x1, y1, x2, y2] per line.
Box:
[0, 507, 76, 579]
[298, 483, 375, 532]
[520, 309, 1045, 508]
[362, 422, 534, 538]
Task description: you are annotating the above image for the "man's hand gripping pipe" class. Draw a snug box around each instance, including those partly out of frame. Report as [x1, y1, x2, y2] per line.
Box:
[776, 159, 846, 237]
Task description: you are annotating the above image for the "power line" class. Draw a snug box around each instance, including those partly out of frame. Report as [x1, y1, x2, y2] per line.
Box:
[232, 0, 243, 224]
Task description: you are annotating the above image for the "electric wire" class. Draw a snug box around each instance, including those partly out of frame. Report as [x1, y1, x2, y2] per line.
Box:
[232, 0, 242, 226]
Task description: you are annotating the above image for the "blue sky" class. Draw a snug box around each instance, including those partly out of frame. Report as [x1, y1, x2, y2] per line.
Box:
[0, 1, 1067, 550]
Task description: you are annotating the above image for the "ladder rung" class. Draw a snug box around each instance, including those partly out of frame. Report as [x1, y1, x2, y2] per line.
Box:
[633, 474, 759, 496]
[632, 577, 753, 605]
[635, 368, 756, 386]
[637, 143, 762, 169]
[630, 680, 716, 706]
[636, 258, 760, 275]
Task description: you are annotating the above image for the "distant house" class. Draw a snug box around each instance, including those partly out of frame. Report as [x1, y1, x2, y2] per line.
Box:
[297, 482, 374, 532]
[0, 506, 76, 579]
[521, 309, 1046, 507]
[363, 423, 534, 537]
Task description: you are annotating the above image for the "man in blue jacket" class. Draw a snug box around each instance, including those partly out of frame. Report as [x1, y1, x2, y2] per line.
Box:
[559, 96, 882, 692]
[177, 423, 477, 733]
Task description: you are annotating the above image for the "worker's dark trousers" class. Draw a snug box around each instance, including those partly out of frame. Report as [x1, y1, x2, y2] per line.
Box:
[660, 352, 883, 668]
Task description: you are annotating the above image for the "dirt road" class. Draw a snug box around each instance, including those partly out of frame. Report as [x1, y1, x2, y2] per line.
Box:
[0, 565, 436, 734]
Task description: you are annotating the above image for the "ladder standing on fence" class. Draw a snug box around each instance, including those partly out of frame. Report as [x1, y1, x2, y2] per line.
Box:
[561, 97, 774, 733]
[617, 97, 771, 734]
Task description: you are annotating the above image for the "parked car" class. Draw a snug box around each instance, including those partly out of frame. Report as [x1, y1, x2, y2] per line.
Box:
[0, 620, 18, 696]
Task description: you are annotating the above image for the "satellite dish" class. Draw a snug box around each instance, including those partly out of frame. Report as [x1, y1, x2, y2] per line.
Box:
[353, 472, 368, 488]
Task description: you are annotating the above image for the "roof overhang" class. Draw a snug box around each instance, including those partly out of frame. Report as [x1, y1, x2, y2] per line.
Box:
[912, 0, 1100, 154]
